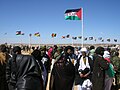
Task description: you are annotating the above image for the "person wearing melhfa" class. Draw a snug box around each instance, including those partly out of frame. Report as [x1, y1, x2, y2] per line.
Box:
[92, 46, 109, 90]
[49, 46, 75, 90]
[103, 50, 115, 90]
[74, 47, 93, 90]
[6, 46, 43, 90]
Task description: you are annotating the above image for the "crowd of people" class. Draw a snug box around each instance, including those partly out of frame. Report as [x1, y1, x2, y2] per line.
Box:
[0, 44, 120, 90]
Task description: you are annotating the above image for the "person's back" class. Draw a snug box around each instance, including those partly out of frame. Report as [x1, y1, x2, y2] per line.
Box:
[92, 46, 109, 90]
[6, 46, 43, 90]
[16, 55, 43, 90]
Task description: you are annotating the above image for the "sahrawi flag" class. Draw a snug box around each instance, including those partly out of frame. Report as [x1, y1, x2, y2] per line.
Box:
[65, 8, 82, 20]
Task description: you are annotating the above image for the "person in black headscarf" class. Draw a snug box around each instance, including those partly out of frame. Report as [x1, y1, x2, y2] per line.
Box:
[49, 46, 75, 90]
[92, 46, 109, 90]
[31, 49, 47, 90]
[6, 46, 43, 90]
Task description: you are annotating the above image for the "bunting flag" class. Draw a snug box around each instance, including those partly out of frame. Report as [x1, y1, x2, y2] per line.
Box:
[62, 36, 65, 39]
[34, 32, 40, 37]
[78, 36, 82, 39]
[89, 37, 93, 40]
[66, 34, 70, 38]
[21, 33, 24, 35]
[84, 37, 87, 41]
[29, 34, 32, 37]
[107, 38, 110, 42]
[16, 31, 25, 35]
[114, 39, 117, 42]
[65, 8, 82, 20]
[101, 39, 104, 42]
[72, 37, 77, 40]
[16, 31, 22, 35]
[51, 33, 56, 37]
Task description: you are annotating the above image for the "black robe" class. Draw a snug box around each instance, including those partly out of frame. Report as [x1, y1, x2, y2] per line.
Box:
[6, 54, 43, 90]
[49, 55, 75, 90]
[92, 54, 109, 90]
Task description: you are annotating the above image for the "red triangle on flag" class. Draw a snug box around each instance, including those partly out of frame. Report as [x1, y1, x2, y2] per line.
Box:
[76, 8, 82, 20]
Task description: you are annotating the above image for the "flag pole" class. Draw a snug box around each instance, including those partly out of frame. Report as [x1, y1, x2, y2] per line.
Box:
[81, 8, 84, 48]
[72, 38, 74, 46]
[29, 34, 32, 49]
[39, 37, 41, 48]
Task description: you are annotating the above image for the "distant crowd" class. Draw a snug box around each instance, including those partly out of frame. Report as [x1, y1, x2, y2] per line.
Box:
[0, 44, 120, 90]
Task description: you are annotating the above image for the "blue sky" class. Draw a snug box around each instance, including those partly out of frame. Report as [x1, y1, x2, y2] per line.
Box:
[0, 0, 120, 45]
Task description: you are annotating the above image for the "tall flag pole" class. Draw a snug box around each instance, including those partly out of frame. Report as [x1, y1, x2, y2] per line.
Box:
[81, 8, 84, 47]
[65, 8, 83, 46]
[29, 34, 32, 49]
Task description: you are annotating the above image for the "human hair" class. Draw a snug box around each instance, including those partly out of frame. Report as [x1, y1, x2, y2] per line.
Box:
[0, 52, 6, 64]
[90, 45, 95, 50]
[0, 44, 7, 52]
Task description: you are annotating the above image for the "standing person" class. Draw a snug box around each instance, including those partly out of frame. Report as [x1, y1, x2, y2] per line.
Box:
[31, 49, 48, 90]
[92, 46, 109, 90]
[112, 51, 120, 90]
[6, 46, 43, 90]
[49, 46, 75, 90]
[103, 51, 115, 90]
[75, 47, 93, 90]
[41, 46, 51, 90]
[89, 45, 95, 61]
[0, 44, 10, 90]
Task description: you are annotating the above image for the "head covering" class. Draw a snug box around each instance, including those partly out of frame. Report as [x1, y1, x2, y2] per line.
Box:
[80, 48, 87, 53]
[64, 46, 74, 54]
[89, 49, 95, 56]
[31, 49, 41, 60]
[103, 51, 110, 58]
[40, 46, 46, 51]
[12, 46, 21, 54]
[57, 47, 62, 53]
[95, 46, 104, 56]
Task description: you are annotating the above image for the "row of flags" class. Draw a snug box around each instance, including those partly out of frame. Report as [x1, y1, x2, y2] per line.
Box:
[15, 31, 118, 42]
[71, 37, 118, 42]
[16, 31, 57, 38]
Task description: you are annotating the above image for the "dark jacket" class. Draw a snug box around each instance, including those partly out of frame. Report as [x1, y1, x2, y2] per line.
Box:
[74, 56, 93, 85]
[92, 54, 109, 90]
[0, 52, 10, 90]
[6, 54, 43, 90]
[49, 54, 75, 90]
